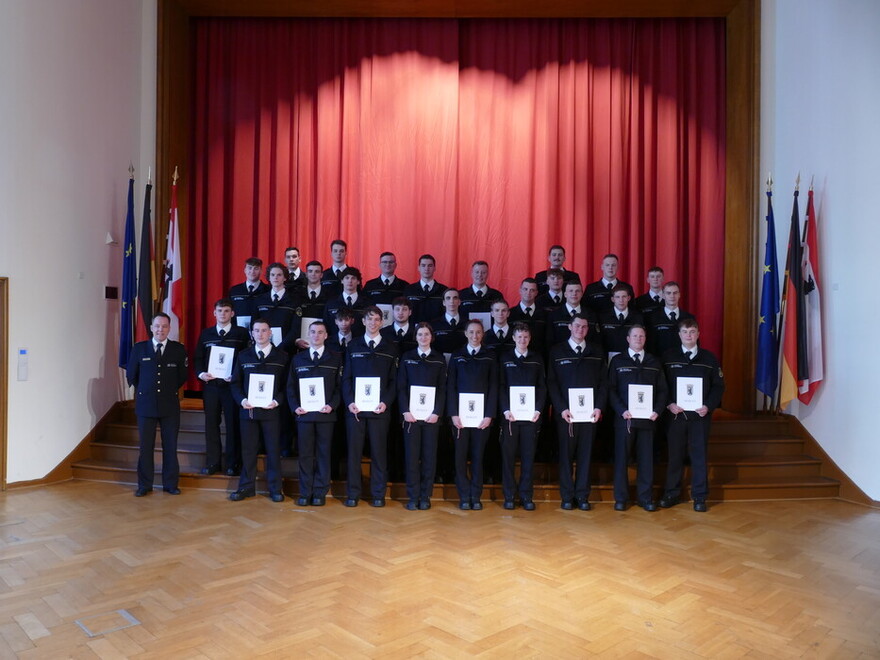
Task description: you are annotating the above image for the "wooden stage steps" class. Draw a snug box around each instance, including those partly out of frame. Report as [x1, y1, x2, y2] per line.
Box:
[71, 401, 841, 502]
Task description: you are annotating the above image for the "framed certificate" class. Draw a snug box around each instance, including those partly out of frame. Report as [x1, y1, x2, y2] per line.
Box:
[299, 377, 326, 412]
[270, 327, 283, 347]
[469, 311, 492, 332]
[568, 387, 595, 423]
[299, 317, 320, 340]
[207, 345, 235, 380]
[676, 377, 703, 411]
[409, 386, 436, 421]
[247, 373, 275, 408]
[236, 315, 251, 329]
[355, 376, 382, 411]
[376, 304, 393, 327]
[458, 393, 485, 428]
[509, 386, 536, 421]
[628, 384, 654, 419]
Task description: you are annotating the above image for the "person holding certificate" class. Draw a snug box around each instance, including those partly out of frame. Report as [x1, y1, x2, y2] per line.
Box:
[547, 313, 608, 511]
[447, 319, 498, 510]
[228, 257, 269, 327]
[659, 319, 725, 512]
[397, 322, 447, 510]
[229, 319, 289, 503]
[341, 306, 400, 507]
[608, 325, 668, 512]
[194, 298, 250, 476]
[498, 323, 547, 510]
[287, 321, 343, 507]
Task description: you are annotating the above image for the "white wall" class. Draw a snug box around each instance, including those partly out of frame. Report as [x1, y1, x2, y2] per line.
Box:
[0, 0, 156, 483]
[762, 0, 880, 499]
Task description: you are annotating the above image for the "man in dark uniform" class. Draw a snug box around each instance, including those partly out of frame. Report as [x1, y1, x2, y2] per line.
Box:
[362, 252, 409, 307]
[535, 245, 581, 294]
[299, 260, 330, 321]
[284, 246, 307, 290]
[380, 297, 417, 355]
[546, 313, 607, 510]
[608, 324, 668, 511]
[194, 298, 250, 476]
[583, 253, 635, 314]
[547, 281, 599, 349]
[229, 319, 289, 502]
[228, 257, 269, 328]
[403, 253, 448, 323]
[341, 306, 399, 507]
[498, 323, 547, 510]
[536, 268, 566, 312]
[459, 260, 503, 319]
[483, 299, 515, 356]
[509, 278, 548, 355]
[634, 266, 666, 316]
[255, 262, 301, 343]
[599, 284, 644, 359]
[660, 319, 725, 512]
[430, 288, 468, 356]
[287, 320, 343, 506]
[647, 281, 696, 356]
[126, 313, 188, 496]
[321, 239, 352, 297]
[322, 267, 368, 336]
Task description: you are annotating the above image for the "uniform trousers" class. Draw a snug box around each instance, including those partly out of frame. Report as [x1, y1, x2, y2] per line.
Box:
[665, 414, 711, 500]
[500, 420, 539, 502]
[403, 420, 440, 502]
[296, 421, 334, 498]
[239, 416, 282, 495]
[346, 414, 391, 500]
[137, 413, 180, 490]
[203, 385, 241, 470]
[613, 423, 655, 504]
[556, 420, 595, 503]
[454, 427, 490, 503]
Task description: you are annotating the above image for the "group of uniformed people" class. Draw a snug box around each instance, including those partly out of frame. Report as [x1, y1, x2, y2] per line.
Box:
[127, 242, 724, 512]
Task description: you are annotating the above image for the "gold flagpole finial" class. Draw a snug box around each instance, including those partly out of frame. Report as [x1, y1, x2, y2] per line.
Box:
[129, 162, 135, 179]
[172, 166, 179, 185]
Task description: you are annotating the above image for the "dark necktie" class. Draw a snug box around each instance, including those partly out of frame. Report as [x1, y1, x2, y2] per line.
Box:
[346, 296, 353, 307]
[570, 309, 576, 318]
[654, 295, 661, 303]
[258, 350, 265, 361]
[618, 313, 625, 322]
[498, 330, 504, 341]
[310, 290, 317, 300]
[687, 350, 694, 360]
[421, 352, 427, 360]
[248, 285, 254, 293]
[340, 337, 347, 348]
[384, 279, 390, 287]
[273, 294, 279, 303]
[451, 317, 457, 326]
[424, 284, 430, 294]
[553, 295, 560, 304]
[335, 269, 342, 278]
[313, 351, 319, 364]
[397, 328, 404, 338]
[369, 340, 375, 350]
[633, 353, 641, 365]
[670, 311, 677, 322]
[606, 282, 613, 291]
[219, 329, 226, 337]
[524, 307, 532, 317]
[576, 345, 582, 355]
[155, 343, 163, 358]
[476, 290, 484, 299]
[471, 349, 476, 357]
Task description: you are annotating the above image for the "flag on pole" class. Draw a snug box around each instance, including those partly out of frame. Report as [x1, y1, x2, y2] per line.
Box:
[798, 188, 824, 404]
[118, 175, 137, 367]
[137, 181, 155, 335]
[161, 174, 183, 340]
[755, 190, 780, 398]
[779, 189, 808, 409]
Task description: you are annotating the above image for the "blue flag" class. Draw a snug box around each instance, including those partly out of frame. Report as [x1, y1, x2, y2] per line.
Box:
[137, 182, 154, 334]
[118, 177, 137, 367]
[755, 190, 780, 397]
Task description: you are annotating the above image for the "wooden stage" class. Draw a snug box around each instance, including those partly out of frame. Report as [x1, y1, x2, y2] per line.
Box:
[1, 481, 878, 657]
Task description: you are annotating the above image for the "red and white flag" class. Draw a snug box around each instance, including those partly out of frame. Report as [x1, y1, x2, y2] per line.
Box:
[798, 188, 823, 404]
[162, 178, 183, 340]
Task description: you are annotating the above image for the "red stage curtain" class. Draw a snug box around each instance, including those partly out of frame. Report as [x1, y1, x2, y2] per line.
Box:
[188, 17, 725, 383]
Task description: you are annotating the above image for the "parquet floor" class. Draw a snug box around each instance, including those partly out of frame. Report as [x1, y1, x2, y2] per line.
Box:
[1, 482, 878, 658]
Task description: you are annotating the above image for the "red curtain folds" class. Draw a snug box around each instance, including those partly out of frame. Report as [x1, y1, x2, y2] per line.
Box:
[188, 17, 725, 386]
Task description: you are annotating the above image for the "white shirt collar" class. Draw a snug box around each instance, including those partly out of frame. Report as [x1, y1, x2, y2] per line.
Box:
[681, 345, 698, 358]
[216, 323, 232, 333]
[255, 343, 272, 356]
[568, 338, 586, 352]
[628, 348, 643, 360]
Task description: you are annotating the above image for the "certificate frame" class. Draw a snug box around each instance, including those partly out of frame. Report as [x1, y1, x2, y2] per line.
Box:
[458, 392, 485, 428]
[676, 376, 703, 411]
[568, 387, 595, 423]
[207, 345, 234, 380]
[299, 376, 326, 412]
[509, 386, 536, 421]
[628, 383, 654, 419]
[409, 385, 436, 421]
[247, 373, 276, 408]
[355, 376, 382, 411]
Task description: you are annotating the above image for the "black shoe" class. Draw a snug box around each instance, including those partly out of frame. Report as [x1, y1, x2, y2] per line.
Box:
[693, 499, 708, 512]
[134, 487, 152, 497]
[370, 498, 385, 508]
[229, 488, 255, 501]
[659, 496, 680, 509]
[640, 500, 657, 512]
[311, 496, 326, 506]
[405, 500, 418, 511]
[296, 496, 309, 506]
[225, 467, 240, 477]
[614, 501, 627, 511]
[561, 500, 574, 510]
[201, 465, 220, 476]
[471, 500, 483, 511]
[164, 487, 181, 495]
[577, 500, 591, 511]
[270, 492, 284, 503]
[344, 498, 358, 507]
[503, 499, 515, 510]
[459, 501, 471, 510]
[522, 500, 536, 511]
[419, 499, 431, 510]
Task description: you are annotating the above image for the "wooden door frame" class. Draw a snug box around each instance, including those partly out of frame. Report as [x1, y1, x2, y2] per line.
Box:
[0, 277, 8, 490]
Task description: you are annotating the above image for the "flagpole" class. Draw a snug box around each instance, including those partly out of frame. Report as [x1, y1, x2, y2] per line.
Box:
[761, 174, 773, 413]
[772, 173, 799, 412]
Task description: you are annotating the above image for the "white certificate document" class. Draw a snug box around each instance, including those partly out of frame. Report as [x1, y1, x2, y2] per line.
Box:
[677, 377, 703, 411]
[459, 393, 485, 428]
[299, 377, 326, 412]
[509, 386, 536, 421]
[355, 377, 382, 411]
[409, 385, 436, 421]
[628, 383, 654, 419]
[568, 387, 595, 423]
[469, 312, 492, 332]
[208, 345, 235, 380]
[270, 327, 283, 347]
[299, 317, 320, 340]
[247, 373, 275, 408]
[236, 315, 251, 329]
[377, 304, 393, 327]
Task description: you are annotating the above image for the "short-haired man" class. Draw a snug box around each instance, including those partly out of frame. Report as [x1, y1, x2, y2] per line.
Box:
[321, 239, 352, 296]
[634, 266, 666, 316]
[459, 260, 503, 317]
[482, 298, 514, 355]
[126, 313, 189, 496]
[380, 296, 417, 354]
[194, 298, 250, 476]
[599, 284, 644, 358]
[546, 281, 599, 348]
[509, 278, 549, 353]
[255, 262, 300, 341]
[583, 253, 635, 314]
[341, 306, 400, 507]
[362, 252, 409, 306]
[547, 313, 607, 510]
[447, 319, 498, 511]
[402, 253, 448, 323]
[608, 325, 668, 512]
[325, 307, 356, 355]
[536, 268, 567, 312]
[229, 319, 289, 502]
[284, 246, 306, 290]
[647, 281, 696, 356]
[431, 288, 468, 356]
[498, 323, 547, 510]
[287, 321, 343, 507]
[228, 257, 269, 326]
[535, 245, 581, 294]
[659, 319, 725, 512]
[322, 267, 368, 335]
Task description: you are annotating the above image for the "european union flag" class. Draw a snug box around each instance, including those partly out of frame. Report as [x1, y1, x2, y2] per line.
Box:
[118, 176, 137, 368]
[755, 190, 780, 397]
